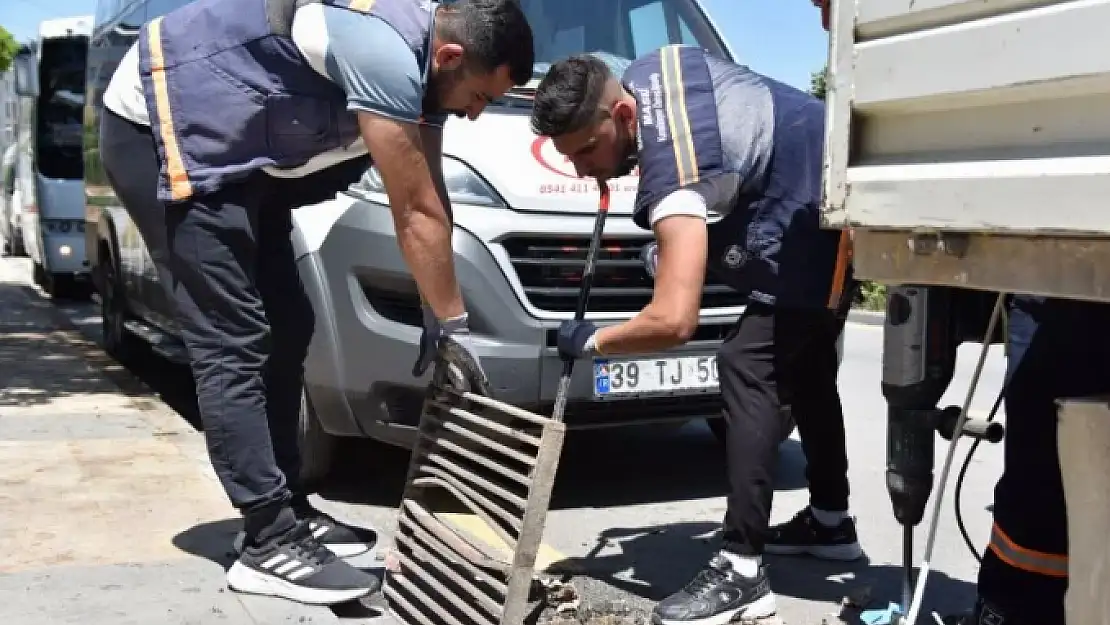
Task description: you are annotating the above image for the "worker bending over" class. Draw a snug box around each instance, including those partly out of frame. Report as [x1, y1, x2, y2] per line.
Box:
[961, 295, 1110, 624]
[530, 47, 859, 624]
[97, 0, 533, 605]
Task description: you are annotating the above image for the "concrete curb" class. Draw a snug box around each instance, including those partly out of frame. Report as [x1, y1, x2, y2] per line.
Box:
[847, 308, 884, 326]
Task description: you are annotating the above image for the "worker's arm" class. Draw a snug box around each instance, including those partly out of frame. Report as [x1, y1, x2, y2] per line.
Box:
[413, 122, 459, 308]
[590, 211, 708, 354]
[299, 5, 462, 319]
[556, 177, 740, 360]
[419, 123, 454, 227]
[358, 113, 463, 319]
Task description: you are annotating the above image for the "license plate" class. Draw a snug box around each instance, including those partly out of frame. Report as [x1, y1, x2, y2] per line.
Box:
[43, 219, 85, 234]
[593, 354, 719, 398]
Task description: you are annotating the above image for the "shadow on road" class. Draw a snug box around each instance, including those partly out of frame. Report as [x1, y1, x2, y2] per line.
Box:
[0, 286, 157, 408]
[766, 558, 975, 617]
[547, 520, 976, 619]
[0, 284, 204, 426]
[171, 518, 241, 570]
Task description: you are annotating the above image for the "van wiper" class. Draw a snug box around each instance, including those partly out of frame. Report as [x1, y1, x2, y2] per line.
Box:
[492, 87, 535, 109]
[505, 86, 535, 100]
[49, 90, 84, 109]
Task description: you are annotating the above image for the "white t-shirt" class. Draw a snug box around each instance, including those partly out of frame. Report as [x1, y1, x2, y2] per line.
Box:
[102, 42, 149, 126]
[646, 172, 740, 226]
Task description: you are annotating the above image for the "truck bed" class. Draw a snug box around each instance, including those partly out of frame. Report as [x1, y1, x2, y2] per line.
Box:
[820, 0, 1110, 301]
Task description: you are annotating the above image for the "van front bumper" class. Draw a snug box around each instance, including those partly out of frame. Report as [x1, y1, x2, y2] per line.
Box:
[294, 192, 742, 439]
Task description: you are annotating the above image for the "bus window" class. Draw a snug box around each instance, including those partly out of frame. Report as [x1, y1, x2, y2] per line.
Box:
[36, 35, 89, 180]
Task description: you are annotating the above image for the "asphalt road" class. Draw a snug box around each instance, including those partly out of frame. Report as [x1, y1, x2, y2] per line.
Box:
[12, 256, 1008, 625]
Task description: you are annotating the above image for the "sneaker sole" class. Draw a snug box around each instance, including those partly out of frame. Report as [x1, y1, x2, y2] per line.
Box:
[655, 592, 777, 625]
[226, 561, 377, 605]
[234, 532, 372, 559]
[324, 543, 372, 559]
[763, 542, 863, 561]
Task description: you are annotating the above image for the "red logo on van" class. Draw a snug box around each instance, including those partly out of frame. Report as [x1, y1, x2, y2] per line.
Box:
[531, 136, 578, 179]
[530, 135, 640, 180]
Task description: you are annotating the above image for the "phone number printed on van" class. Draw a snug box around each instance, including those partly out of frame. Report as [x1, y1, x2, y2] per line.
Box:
[539, 182, 637, 195]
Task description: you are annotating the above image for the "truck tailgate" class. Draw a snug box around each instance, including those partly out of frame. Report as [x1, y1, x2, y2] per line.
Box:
[820, 0, 1110, 300]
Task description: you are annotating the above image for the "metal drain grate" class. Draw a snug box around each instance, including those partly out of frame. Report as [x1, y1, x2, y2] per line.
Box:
[382, 375, 568, 625]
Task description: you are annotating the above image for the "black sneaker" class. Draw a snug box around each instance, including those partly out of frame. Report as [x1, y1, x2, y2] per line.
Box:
[764, 507, 863, 561]
[234, 500, 377, 559]
[226, 520, 380, 605]
[651, 553, 777, 625]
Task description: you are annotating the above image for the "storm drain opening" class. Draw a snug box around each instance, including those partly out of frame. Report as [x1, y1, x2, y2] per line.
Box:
[382, 373, 567, 625]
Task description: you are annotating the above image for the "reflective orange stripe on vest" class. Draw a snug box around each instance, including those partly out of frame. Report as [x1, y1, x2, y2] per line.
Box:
[988, 522, 1068, 578]
[826, 229, 852, 311]
[347, 0, 377, 11]
[146, 17, 194, 202]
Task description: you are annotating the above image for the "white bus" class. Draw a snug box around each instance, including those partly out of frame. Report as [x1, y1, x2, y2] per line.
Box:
[0, 68, 16, 149]
[11, 16, 94, 298]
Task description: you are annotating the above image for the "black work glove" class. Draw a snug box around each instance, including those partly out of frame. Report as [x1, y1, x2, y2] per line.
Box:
[413, 306, 490, 395]
[557, 320, 599, 361]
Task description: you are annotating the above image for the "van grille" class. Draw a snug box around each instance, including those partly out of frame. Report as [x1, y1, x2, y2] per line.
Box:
[502, 236, 746, 314]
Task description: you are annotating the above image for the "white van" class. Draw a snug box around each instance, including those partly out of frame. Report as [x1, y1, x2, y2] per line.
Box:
[11, 16, 94, 299]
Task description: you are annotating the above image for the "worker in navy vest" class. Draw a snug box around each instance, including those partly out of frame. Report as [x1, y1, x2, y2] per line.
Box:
[97, 0, 533, 605]
[530, 48, 859, 624]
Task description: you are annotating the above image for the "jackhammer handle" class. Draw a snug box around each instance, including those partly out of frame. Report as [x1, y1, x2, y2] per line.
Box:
[937, 406, 1005, 444]
[959, 419, 1005, 443]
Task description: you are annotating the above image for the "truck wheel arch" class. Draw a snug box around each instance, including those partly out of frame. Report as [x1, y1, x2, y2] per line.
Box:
[93, 211, 124, 295]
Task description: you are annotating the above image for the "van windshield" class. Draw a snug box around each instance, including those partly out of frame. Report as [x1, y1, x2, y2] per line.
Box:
[36, 36, 88, 180]
[447, 0, 729, 80]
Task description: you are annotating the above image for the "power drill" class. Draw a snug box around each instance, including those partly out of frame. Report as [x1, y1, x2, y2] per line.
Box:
[881, 285, 1007, 616]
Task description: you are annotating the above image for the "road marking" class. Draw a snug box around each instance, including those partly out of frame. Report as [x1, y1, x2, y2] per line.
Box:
[436, 512, 569, 572]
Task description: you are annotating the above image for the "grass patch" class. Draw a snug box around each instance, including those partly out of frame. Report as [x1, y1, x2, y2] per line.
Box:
[853, 281, 887, 312]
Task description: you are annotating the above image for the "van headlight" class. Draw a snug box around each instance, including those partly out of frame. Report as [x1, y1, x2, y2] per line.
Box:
[358, 156, 505, 208]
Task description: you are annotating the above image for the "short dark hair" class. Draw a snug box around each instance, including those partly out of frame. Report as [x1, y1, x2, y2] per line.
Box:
[436, 0, 535, 86]
[530, 55, 614, 138]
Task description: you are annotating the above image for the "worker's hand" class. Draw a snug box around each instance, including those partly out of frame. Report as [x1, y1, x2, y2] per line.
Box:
[557, 320, 600, 361]
[413, 306, 490, 394]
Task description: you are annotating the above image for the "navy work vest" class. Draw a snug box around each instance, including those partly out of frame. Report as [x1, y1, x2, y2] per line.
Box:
[622, 45, 848, 310]
[137, 0, 435, 203]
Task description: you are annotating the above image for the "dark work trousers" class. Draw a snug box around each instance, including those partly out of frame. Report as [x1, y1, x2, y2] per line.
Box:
[718, 301, 850, 555]
[978, 296, 1110, 623]
[99, 109, 370, 543]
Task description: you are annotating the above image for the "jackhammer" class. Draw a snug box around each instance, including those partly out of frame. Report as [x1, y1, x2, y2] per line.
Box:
[880, 285, 1008, 623]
